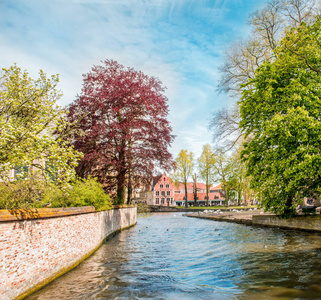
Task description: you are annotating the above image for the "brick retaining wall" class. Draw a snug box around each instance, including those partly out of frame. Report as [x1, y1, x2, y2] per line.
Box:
[0, 206, 137, 300]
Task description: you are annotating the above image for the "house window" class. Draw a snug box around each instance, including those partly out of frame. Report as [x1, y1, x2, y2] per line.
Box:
[166, 184, 169, 188]
[156, 198, 159, 204]
[161, 191, 165, 196]
[160, 184, 163, 188]
[170, 199, 173, 204]
[161, 198, 165, 204]
[166, 198, 170, 202]
[156, 191, 159, 196]
[166, 191, 170, 196]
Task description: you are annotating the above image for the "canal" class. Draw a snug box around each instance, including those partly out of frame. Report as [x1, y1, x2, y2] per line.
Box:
[28, 213, 321, 299]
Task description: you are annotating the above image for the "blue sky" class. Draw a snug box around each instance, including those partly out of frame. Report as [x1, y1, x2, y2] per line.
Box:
[0, 0, 267, 158]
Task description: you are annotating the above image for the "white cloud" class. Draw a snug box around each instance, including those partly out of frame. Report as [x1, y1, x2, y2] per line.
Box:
[0, 0, 267, 159]
[172, 124, 212, 159]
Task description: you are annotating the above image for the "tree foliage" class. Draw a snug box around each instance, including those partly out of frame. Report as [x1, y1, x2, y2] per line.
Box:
[191, 173, 196, 206]
[43, 177, 112, 211]
[67, 60, 175, 204]
[0, 176, 111, 211]
[226, 146, 252, 205]
[198, 144, 216, 206]
[219, 0, 320, 94]
[240, 18, 321, 216]
[173, 149, 194, 208]
[211, 0, 320, 150]
[0, 64, 81, 185]
[212, 149, 235, 207]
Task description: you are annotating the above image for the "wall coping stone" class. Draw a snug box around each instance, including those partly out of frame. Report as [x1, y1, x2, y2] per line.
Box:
[0, 206, 95, 222]
[112, 204, 136, 209]
[0, 205, 137, 222]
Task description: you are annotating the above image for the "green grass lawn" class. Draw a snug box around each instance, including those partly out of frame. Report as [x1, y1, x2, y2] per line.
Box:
[175, 205, 258, 210]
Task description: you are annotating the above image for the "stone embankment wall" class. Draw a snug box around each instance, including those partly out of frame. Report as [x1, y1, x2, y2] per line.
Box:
[187, 211, 321, 232]
[148, 206, 256, 213]
[148, 206, 216, 213]
[252, 214, 321, 231]
[0, 206, 137, 300]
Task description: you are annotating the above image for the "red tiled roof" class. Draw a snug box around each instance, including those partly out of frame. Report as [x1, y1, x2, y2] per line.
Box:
[210, 183, 222, 190]
[174, 192, 224, 201]
[174, 182, 207, 191]
[152, 174, 162, 188]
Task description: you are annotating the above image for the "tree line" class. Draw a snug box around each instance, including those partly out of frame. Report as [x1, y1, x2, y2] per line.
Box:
[0, 61, 174, 208]
[2, 0, 321, 215]
[173, 144, 253, 209]
[211, 0, 321, 216]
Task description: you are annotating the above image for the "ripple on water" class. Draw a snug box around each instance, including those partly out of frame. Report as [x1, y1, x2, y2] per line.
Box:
[27, 213, 321, 300]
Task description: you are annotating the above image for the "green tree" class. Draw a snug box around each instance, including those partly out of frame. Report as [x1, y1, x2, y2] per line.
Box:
[173, 150, 194, 208]
[198, 144, 216, 206]
[192, 173, 198, 206]
[0, 64, 81, 187]
[240, 18, 321, 216]
[219, 0, 320, 95]
[211, 0, 320, 150]
[227, 146, 252, 206]
[212, 149, 235, 207]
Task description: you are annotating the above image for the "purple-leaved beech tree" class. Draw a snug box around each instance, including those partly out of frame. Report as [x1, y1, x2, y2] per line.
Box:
[68, 60, 175, 204]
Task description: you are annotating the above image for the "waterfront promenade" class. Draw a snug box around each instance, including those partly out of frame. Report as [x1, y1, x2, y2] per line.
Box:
[186, 209, 321, 232]
[186, 209, 267, 225]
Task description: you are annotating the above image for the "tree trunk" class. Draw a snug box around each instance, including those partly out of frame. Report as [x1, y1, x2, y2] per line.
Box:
[127, 139, 133, 205]
[284, 195, 293, 216]
[225, 188, 229, 207]
[206, 175, 209, 206]
[193, 173, 197, 207]
[237, 189, 241, 206]
[206, 187, 209, 207]
[116, 171, 125, 205]
[116, 147, 126, 205]
[244, 191, 248, 205]
[185, 181, 188, 208]
[127, 173, 132, 204]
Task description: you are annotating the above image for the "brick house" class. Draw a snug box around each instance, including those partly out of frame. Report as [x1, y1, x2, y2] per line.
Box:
[148, 173, 225, 207]
[148, 173, 176, 206]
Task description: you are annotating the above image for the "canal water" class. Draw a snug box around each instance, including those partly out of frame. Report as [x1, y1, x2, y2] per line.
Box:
[28, 213, 321, 299]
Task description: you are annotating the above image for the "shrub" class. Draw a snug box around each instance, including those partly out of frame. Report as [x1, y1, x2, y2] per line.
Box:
[64, 177, 112, 211]
[0, 178, 46, 209]
[0, 177, 112, 211]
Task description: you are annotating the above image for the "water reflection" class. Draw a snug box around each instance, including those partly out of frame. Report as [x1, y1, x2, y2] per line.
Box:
[27, 213, 321, 299]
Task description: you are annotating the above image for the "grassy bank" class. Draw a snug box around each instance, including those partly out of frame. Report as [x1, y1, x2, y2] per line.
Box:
[176, 205, 258, 210]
